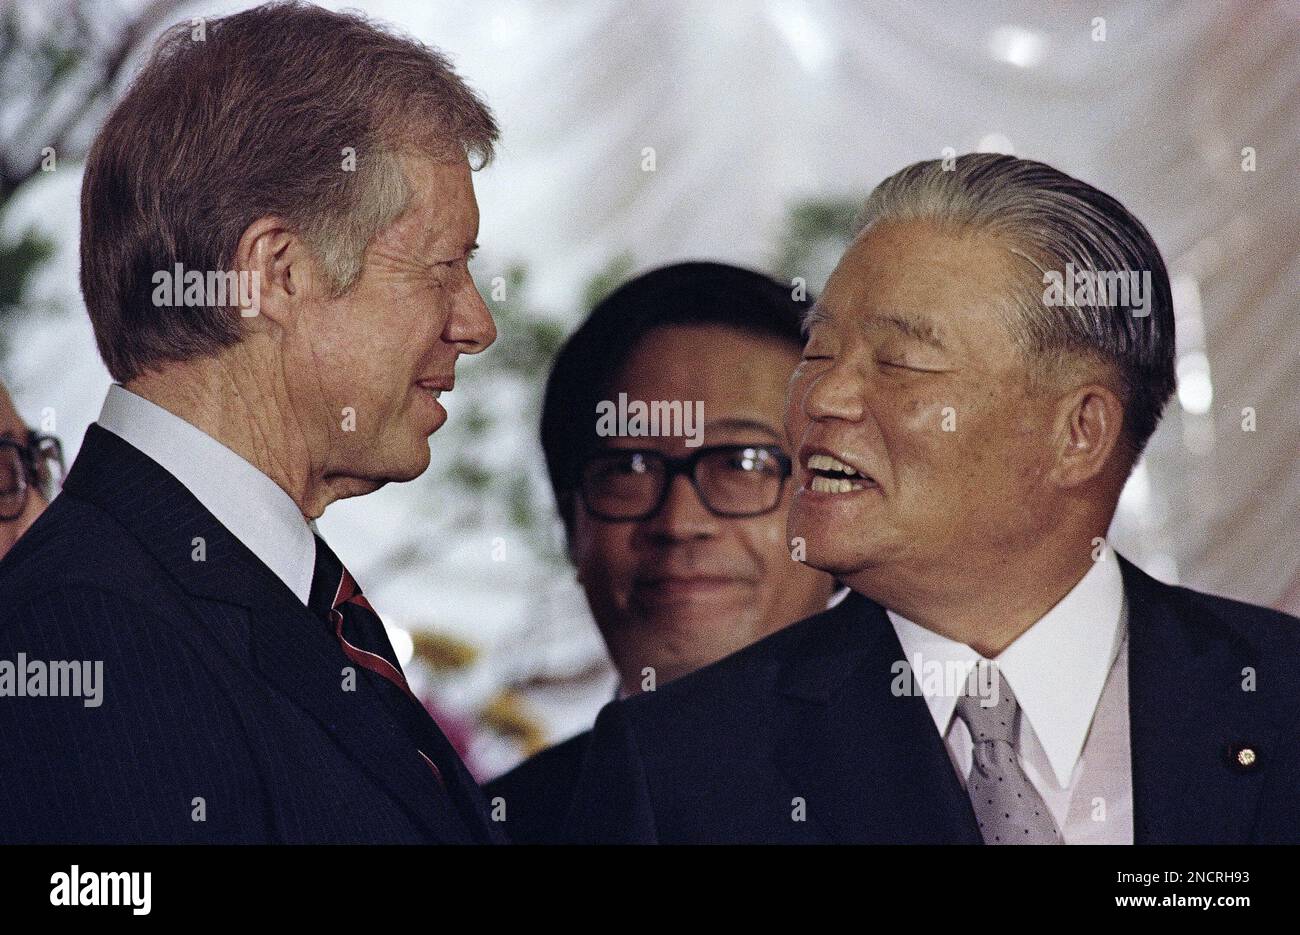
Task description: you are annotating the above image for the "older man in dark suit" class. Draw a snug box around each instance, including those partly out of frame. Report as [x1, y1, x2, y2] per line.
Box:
[565, 154, 1300, 844]
[0, 3, 502, 843]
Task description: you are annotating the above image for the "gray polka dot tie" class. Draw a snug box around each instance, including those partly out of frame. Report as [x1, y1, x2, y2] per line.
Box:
[955, 668, 1062, 845]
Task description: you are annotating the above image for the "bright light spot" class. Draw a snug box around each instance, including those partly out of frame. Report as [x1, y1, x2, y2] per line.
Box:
[385, 623, 415, 667]
[767, 2, 832, 73]
[1176, 351, 1214, 415]
[976, 132, 1016, 155]
[988, 25, 1046, 68]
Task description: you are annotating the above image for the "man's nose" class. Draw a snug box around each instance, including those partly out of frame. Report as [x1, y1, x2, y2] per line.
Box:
[641, 473, 719, 543]
[802, 360, 865, 422]
[448, 281, 497, 354]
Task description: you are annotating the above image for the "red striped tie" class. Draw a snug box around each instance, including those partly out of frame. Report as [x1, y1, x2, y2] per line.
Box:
[329, 565, 445, 788]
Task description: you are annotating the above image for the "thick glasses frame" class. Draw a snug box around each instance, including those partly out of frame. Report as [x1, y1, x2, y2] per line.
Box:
[0, 430, 64, 521]
[578, 444, 792, 522]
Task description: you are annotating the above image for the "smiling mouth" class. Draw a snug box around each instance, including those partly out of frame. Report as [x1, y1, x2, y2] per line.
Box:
[415, 380, 449, 401]
[804, 453, 877, 494]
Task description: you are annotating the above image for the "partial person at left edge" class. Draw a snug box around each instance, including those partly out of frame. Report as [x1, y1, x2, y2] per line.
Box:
[0, 379, 62, 562]
[0, 2, 504, 844]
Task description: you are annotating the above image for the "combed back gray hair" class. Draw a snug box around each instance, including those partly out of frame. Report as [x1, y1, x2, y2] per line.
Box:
[855, 152, 1176, 462]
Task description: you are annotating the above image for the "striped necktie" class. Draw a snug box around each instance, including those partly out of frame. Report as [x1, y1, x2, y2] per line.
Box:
[309, 534, 445, 788]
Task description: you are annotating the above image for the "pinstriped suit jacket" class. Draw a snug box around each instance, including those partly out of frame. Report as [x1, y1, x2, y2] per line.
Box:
[0, 424, 502, 844]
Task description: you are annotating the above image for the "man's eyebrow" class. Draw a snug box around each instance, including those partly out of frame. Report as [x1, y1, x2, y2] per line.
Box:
[704, 418, 782, 441]
[803, 304, 949, 352]
[801, 304, 834, 338]
[866, 312, 949, 352]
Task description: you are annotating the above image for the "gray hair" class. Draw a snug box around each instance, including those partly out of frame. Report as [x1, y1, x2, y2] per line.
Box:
[855, 153, 1176, 461]
[81, 1, 498, 382]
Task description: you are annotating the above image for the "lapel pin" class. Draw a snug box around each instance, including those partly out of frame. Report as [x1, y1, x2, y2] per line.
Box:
[1228, 743, 1259, 771]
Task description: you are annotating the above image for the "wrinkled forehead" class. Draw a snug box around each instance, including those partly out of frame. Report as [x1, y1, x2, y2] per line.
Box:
[389, 154, 480, 254]
[813, 220, 1029, 349]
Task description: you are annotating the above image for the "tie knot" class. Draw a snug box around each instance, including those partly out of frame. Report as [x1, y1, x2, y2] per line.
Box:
[309, 534, 372, 621]
[333, 566, 362, 610]
[955, 665, 1018, 745]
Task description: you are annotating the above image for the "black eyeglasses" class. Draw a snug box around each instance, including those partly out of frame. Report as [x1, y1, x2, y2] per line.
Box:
[578, 444, 792, 522]
[0, 430, 64, 521]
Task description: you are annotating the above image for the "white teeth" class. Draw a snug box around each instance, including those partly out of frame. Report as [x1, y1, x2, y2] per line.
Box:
[418, 385, 443, 399]
[810, 475, 859, 494]
[807, 453, 859, 476]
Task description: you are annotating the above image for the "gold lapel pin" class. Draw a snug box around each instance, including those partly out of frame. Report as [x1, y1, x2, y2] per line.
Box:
[1230, 744, 1259, 770]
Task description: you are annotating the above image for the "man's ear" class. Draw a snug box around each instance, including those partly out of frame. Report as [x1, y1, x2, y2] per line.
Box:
[232, 217, 316, 327]
[1047, 381, 1126, 489]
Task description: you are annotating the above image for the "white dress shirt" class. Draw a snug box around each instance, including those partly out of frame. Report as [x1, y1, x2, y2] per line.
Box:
[96, 384, 317, 605]
[887, 548, 1134, 844]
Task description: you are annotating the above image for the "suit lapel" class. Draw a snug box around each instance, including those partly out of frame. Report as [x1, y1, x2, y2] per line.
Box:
[1123, 558, 1278, 844]
[757, 555, 1283, 845]
[357, 663, 502, 843]
[63, 424, 480, 842]
[247, 599, 479, 843]
[771, 593, 982, 844]
[421, 718, 506, 844]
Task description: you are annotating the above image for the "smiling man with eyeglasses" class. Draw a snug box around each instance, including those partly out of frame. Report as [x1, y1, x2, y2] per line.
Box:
[484, 262, 836, 843]
[0, 381, 63, 562]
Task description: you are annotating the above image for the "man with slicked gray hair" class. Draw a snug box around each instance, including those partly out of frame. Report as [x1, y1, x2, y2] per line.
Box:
[564, 153, 1300, 844]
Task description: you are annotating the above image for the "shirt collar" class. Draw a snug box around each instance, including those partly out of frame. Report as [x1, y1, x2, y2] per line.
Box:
[887, 548, 1127, 787]
[96, 384, 317, 604]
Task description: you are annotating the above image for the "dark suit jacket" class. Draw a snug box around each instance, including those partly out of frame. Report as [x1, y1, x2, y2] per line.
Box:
[564, 558, 1300, 843]
[484, 731, 591, 844]
[0, 424, 503, 844]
